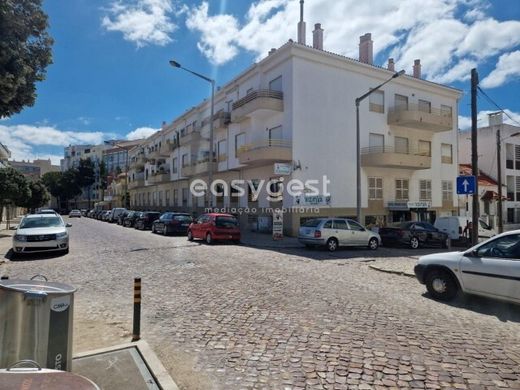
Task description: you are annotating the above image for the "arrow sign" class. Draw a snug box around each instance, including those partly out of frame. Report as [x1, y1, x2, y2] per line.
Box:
[457, 175, 476, 195]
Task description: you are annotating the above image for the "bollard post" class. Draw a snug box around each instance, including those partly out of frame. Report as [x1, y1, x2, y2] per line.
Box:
[132, 277, 141, 342]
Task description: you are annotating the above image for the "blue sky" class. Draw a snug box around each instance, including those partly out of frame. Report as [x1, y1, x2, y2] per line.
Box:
[1, 0, 519, 164]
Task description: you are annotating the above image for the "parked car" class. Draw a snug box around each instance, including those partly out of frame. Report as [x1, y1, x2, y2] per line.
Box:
[117, 210, 129, 225]
[434, 216, 496, 243]
[108, 207, 127, 223]
[101, 210, 111, 221]
[298, 218, 380, 252]
[152, 213, 192, 235]
[12, 214, 71, 256]
[123, 211, 141, 227]
[187, 213, 240, 244]
[134, 211, 161, 230]
[80, 209, 88, 216]
[379, 221, 448, 249]
[414, 230, 520, 304]
[69, 209, 82, 218]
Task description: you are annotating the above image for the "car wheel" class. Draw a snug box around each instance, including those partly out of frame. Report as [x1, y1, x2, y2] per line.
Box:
[410, 237, 420, 249]
[205, 232, 213, 245]
[187, 230, 194, 241]
[368, 237, 379, 250]
[425, 269, 458, 301]
[326, 237, 338, 252]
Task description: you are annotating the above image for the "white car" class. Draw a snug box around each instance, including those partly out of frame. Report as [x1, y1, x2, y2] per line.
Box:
[12, 214, 71, 255]
[69, 209, 82, 218]
[415, 230, 520, 304]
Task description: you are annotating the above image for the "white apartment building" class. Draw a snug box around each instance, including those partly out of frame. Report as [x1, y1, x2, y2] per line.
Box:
[128, 20, 461, 235]
[459, 113, 520, 227]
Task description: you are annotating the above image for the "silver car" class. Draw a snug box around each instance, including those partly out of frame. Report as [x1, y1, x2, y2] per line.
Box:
[12, 214, 71, 256]
[298, 218, 380, 251]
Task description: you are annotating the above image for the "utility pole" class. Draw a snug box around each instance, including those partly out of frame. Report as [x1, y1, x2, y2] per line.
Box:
[496, 127, 503, 233]
[471, 68, 479, 245]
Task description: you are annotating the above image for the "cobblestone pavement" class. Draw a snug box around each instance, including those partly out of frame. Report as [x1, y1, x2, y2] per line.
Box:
[2, 218, 520, 390]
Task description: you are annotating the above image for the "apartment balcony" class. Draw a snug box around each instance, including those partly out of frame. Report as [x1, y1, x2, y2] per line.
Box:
[237, 139, 292, 166]
[181, 164, 195, 177]
[231, 90, 284, 122]
[387, 104, 453, 132]
[361, 146, 431, 170]
[128, 173, 145, 189]
[149, 171, 171, 184]
[201, 111, 231, 132]
[179, 131, 202, 146]
[159, 140, 177, 156]
[130, 155, 146, 170]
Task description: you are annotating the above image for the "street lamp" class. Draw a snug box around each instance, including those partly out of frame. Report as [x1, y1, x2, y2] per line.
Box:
[495, 124, 520, 233]
[170, 60, 215, 209]
[355, 70, 405, 223]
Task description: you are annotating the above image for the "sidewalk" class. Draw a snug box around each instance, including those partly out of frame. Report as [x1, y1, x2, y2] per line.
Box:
[240, 231, 303, 249]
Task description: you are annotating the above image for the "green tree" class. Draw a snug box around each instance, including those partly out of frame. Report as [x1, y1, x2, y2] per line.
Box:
[0, 0, 53, 117]
[77, 158, 95, 208]
[98, 160, 107, 202]
[61, 169, 82, 208]
[19, 180, 50, 212]
[0, 167, 31, 222]
[42, 171, 63, 207]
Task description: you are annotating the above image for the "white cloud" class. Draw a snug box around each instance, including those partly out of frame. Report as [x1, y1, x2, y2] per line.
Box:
[457, 19, 520, 58]
[430, 59, 477, 84]
[458, 109, 520, 130]
[102, 0, 178, 47]
[126, 127, 158, 140]
[481, 51, 520, 89]
[0, 124, 111, 166]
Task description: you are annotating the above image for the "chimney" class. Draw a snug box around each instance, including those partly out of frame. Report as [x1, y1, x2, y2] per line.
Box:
[312, 23, 324, 50]
[359, 33, 373, 65]
[413, 59, 421, 78]
[161, 121, 167, 129]
[297, 0, 306, 45]
[387, 58, 395, 71]
[268, 48, 276, 55]
[488, 112, 503, 126]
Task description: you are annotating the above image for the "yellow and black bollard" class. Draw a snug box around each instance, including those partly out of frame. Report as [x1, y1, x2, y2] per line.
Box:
[132, 277, 141, 342]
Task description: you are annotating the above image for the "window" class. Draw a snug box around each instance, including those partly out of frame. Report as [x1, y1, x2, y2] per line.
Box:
[418, 140, 431, 156]
[152, 191, 157, 206]
[441, 105, 452, 117]
[269, 178, 283, 201]
[269, 76, 282, 92]
[182, 153, 189, 167]
[165, 190, 170, 206]
[441, 143, 453, 164]
[396, 179, 409, 200]
[218, 139, 227, 160]
[235, 133, 246, 157]
[182, 188, 188, 206]
[158, 191, 163, 206]
[395, 137, 409, 154]
[173, 189, 178, 206]
[369, 90, 384, 113]
[323, 220, 332, 228]
[333, 219, 348, 229]
[269, 126, 282, 145]
[475, 234, 520, 259]
[172, 158, 178, 173]
[369, 133, 384, 152]
[418, 99, 431, 113]
[395, 94, 408, 110]
[442, 180, 453, 201]
[516, 176, 520, 202]
[368, 177, 383, 200]
[506, 144, 514, 169]
[420, 180, 432, 201]
[507, 176, 515, 201]
[348, 220, 365, 231]
[147, 193, 151, 205]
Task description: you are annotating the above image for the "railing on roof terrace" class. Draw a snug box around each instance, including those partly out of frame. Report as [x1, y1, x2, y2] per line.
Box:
[232, 90, 283, 111]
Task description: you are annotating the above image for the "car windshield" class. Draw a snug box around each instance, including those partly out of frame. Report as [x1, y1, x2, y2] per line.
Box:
[20, 216, 63, 229]
[215, 216, 238, 227]
[302, 219, 322, 227]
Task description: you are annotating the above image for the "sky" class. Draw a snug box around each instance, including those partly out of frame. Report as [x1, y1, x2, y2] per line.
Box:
[1, 0, 519, 165]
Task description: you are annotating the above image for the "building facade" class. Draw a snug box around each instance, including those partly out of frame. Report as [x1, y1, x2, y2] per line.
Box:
[9, 159, 60, 180]
[459, 113, 520, 229]
[127, 27, 461, 235]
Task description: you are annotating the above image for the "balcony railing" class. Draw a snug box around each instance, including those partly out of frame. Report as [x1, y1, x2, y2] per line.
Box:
[149, 171, 171, 184]
[361, 146, 431, 170]
[231, 90, 284, 122]
[388, 103, 453, 132]
[237, 139, 292, 165]
[179, 131, 202, 146]
[200, 111, 231, 131]
[128, 173, 145, 189]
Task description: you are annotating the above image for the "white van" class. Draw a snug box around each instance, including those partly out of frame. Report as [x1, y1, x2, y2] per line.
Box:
[434, 216, 496, 242]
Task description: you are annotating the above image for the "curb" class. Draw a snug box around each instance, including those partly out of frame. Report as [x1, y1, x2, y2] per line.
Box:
[368, 265, 415, 278]
[241, 241, 303, 249]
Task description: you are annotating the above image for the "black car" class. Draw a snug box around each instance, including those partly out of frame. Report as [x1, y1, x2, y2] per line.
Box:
[123, 211, 141, 227]
[134, 212, 161, 230]
[117, 210, 129, 225]
[379, 221, 449, 249]
[152, 213, 192, 235]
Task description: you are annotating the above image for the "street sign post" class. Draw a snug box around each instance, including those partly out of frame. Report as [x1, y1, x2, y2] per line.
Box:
[456, 176, 476, 195]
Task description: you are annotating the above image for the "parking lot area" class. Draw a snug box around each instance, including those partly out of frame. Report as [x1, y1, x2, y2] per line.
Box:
[1, 217, 520, 390]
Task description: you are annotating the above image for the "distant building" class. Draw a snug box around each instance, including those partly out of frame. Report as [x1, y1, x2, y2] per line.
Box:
[9, 159, 60, 180]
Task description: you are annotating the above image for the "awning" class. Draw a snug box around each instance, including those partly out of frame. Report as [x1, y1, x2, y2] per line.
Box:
[481, 190, 507, 200]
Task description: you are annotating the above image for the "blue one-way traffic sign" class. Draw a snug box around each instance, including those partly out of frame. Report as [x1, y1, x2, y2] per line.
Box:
[457, 175, 476, 195]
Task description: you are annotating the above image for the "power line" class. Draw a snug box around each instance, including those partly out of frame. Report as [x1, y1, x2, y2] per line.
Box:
[477, 86, 520, 127]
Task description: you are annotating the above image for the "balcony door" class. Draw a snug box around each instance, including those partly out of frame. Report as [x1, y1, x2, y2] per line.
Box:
[395, 94, 408, 110]
[369, 133, 384, 153]
[395, 137, 409, 154]
[269, 126, 283, 146]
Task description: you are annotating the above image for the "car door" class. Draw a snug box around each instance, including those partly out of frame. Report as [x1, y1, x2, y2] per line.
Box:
[347, 220, 370, 245]
[332, 219, 350, 245]
[422, 223, 443, 244]
[320, 219, 334, 241]
[410, 223, 428, 244]
[193, 215, 207, 238]
[459, 233, 520, 301]
[158, 213, 169, 232]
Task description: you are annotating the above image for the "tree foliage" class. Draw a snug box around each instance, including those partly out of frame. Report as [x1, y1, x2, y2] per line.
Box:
[0, 0, 53, 117]
[77, 158, 95, 188]
[19, 180, 50, 211]
[0, 167, 31, 222]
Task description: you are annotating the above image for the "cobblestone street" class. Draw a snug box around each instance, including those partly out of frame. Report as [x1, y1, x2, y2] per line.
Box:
[2, 218, 520, 390]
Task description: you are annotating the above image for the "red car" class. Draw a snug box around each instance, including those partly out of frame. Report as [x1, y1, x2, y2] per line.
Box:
[187, 213, 241, 244]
